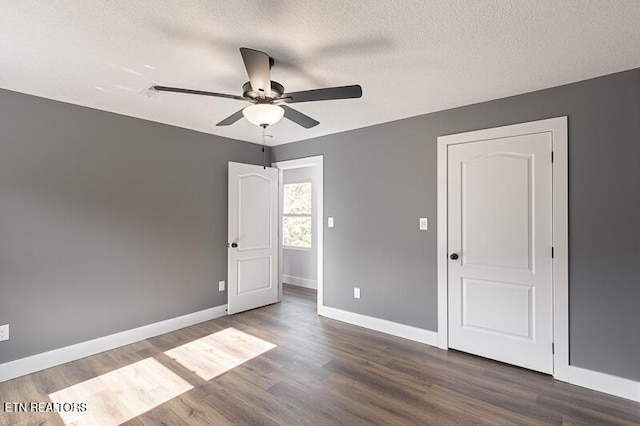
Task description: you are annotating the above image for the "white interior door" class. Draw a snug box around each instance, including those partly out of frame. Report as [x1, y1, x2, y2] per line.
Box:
[228, 162, 279, 315]
[447, 131, 553, 374]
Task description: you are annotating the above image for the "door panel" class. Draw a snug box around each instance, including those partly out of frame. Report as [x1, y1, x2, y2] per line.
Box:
[238, 175, 272, 250]
[462, 153, 532, 270]
[238, 256, 272, 294]
[448, 132, 553, 374]
[462, 278, 533, 339]
[228, 162, 278, 315]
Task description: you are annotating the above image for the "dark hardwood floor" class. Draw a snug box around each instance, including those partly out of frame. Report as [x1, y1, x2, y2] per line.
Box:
[1, 284, 638, 425]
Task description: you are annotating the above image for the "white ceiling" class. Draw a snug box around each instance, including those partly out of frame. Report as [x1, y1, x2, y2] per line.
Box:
[1, 1, 640, 146]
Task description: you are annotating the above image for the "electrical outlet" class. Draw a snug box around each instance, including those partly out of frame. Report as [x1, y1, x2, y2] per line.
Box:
[218, 280, 225, 291]
[0, 324, 9, 342]
[354, 287, 361, 299]
[419, 217, 428, 230]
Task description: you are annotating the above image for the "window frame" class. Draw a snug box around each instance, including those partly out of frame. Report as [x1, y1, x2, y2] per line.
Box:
[282, 180, 313, 250]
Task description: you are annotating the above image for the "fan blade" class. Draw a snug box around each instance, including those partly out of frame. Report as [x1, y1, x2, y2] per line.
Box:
[152, 85, 245, 101]
[216, 109, 246, 126]
[283, 85, 362, 103]
[281, 105, 319, 129]
[239, 47, 271, 97]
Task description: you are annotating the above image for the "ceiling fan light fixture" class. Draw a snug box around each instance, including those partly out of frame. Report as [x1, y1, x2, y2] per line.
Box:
[153, 48, 361, 129]
[242, 104, 284, 127]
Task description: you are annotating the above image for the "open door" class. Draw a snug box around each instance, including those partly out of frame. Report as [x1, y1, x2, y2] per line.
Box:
[228, 162, 279, 314]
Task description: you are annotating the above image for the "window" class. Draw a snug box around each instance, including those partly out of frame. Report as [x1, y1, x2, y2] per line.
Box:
[283, 182, 312, 248]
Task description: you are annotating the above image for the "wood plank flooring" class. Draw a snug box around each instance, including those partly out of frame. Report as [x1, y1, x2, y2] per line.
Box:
[1, 284, 638, 425]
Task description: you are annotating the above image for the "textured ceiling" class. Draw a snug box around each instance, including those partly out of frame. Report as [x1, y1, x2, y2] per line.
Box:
[1, 1, 640, 146]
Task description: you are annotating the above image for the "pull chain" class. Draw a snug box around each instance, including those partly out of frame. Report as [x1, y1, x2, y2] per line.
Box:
[262, 126, 266, 169]
[261, 125, 272, 169]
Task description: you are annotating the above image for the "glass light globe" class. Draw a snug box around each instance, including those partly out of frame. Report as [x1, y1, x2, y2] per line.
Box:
[242, 104, 285, 127]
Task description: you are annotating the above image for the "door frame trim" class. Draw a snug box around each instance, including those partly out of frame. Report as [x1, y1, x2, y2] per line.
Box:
[436, 117, 569, 380]
[272, 155, 324, 314]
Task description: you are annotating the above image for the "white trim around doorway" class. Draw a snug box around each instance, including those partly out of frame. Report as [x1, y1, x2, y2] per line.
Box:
[272, 155, 324, 314]
[436, 117, 639, 402]
[437, 118, 569, 373]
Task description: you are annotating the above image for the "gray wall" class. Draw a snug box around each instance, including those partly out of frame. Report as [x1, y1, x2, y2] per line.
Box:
[0, 88, 266, 364]
[272, 68, 640, 381]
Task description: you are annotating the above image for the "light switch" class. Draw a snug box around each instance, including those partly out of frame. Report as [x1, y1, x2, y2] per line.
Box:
[419, 218, 428, 231]
[328, 217, 334, 228]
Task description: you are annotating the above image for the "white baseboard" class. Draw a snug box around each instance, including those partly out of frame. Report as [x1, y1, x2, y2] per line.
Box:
[319, 305, 439, 347]
[282, 275, 317, 289]
[564, 365, 639, 402]
[0, 304, 228, 383]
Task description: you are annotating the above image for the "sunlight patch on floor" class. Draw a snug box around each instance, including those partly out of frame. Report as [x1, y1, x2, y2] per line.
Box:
[164, 327, 276, 380]
[48, 358, 193, 426]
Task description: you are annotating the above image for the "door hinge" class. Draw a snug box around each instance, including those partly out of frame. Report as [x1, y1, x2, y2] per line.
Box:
[552, 247, 555, 258]
[551, 151, 554, 163]
[552, 343, 555, 354]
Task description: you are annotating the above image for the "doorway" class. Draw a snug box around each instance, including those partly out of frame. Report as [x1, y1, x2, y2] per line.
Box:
[272, 156, 324, 313]
[436, 117, 569, 378]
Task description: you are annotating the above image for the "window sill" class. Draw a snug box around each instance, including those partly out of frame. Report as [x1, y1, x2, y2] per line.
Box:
[283, 245, 313, 252]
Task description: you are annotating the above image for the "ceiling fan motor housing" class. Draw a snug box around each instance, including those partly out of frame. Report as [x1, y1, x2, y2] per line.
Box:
[242, 81, 285, 102]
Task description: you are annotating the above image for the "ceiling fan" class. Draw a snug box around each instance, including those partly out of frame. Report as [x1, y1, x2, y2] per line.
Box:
[152, 47, 362, 129]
